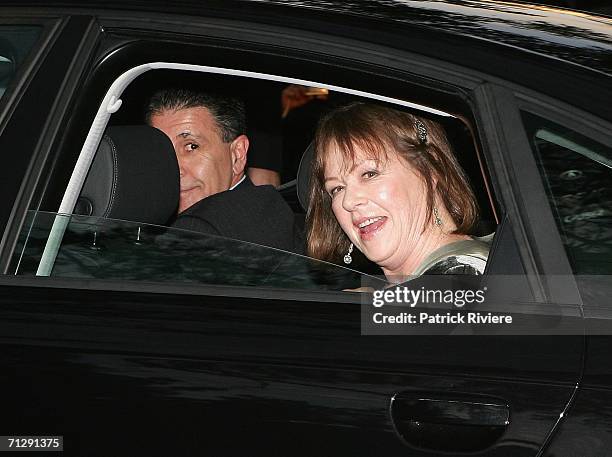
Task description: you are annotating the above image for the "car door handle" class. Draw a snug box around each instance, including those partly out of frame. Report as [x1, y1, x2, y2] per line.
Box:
[390, 391, 510, 453]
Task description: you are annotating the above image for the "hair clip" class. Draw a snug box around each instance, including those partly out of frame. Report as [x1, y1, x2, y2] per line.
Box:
[415, 119, 428, 144]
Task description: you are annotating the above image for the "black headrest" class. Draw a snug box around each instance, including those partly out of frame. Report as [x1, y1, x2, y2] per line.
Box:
[297, 141, 314, 211]
[75, 125, 179, 225]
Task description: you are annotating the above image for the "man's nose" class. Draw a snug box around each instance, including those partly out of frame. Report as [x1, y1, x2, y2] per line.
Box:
[342, 184, 366, 212]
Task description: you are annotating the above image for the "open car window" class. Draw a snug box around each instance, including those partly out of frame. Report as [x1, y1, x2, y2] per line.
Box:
[12, 210, 386, 290]
[7, 45, 501, 292]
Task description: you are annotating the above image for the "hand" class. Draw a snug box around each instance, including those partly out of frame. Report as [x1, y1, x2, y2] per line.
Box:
[343, 286, 375, 293]
[281, 85, 328, 118]
[247, 167, 281, 187]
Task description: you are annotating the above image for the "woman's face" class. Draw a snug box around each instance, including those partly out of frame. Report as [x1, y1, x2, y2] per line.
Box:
[323, 143, 430, 274]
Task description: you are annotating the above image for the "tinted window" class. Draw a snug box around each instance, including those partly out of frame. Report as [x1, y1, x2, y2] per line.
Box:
[522, 112, 612, 274]
[0, 25, 41, 101]
[12, 210, 383, 291]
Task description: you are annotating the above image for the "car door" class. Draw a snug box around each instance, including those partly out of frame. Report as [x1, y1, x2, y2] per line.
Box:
[508, 96, 612, 456]
[0, 8, 585, 456]
[0, 213, 584, 457]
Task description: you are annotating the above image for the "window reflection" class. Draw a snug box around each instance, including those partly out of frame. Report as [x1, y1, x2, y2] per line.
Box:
[12, 211, 384, 291]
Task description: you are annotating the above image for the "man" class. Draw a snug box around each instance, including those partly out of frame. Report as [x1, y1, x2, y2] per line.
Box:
[146, 88, 302, 253]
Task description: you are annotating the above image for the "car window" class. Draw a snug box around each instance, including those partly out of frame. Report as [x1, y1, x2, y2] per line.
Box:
[522, 111, 612, 274]
[12, 210, 383, 290]
[0, 25, 41, 101]
[11, 56, 499, 291]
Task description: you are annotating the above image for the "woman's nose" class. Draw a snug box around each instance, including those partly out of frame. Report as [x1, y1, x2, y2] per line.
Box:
[342, 185, 366, 211]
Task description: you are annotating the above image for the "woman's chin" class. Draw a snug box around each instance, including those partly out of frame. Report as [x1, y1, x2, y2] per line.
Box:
[361, 244, 395, 268]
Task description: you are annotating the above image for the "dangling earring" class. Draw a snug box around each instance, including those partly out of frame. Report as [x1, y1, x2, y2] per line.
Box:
[433, 207, 443, 227]
[344, 243, 354, 264]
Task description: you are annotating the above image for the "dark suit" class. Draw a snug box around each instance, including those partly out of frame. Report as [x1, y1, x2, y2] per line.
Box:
[172, 177, 303, 253]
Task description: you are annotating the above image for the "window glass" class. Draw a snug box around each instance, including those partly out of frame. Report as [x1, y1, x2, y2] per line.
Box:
[12, 210, 383, 291]
[0, 25, 41, 101]
[522, 111, 612, 274]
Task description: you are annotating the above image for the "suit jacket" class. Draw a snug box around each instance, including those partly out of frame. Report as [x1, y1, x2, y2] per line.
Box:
[172, 177, 303, 253]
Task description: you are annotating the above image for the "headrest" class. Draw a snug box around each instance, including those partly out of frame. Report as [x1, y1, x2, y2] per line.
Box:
[75, 125, 179, 225]
[297, 141, 314, 211]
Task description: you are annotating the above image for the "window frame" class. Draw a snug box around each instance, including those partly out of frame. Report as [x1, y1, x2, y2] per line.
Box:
[0, 13, 101, 274]
[0, 10, 579, 306]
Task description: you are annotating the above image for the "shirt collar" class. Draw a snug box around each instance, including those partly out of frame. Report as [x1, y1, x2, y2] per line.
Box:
[229, 175, 246, 191]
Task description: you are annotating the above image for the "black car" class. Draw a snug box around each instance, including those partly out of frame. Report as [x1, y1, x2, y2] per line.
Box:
[0, 1, 611, 455]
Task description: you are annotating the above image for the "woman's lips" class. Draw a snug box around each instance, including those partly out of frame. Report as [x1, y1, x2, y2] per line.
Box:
[358, 216, 387, 240]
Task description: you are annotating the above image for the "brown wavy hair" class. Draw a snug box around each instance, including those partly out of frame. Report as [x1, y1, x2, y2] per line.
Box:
[306, 102, 478, 263]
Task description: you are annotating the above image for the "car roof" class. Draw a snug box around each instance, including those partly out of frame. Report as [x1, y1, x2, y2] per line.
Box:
[9, 0, 612, 76]
[4, 0, 612, 120]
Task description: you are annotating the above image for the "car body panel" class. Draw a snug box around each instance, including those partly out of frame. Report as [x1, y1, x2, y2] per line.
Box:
[0, 281, 584, 455]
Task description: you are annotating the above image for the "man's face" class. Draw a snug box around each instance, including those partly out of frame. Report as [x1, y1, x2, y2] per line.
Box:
[150, 106, 247, 213]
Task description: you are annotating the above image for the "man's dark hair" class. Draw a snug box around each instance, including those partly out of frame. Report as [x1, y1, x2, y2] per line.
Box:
[145, 88, 246, 142]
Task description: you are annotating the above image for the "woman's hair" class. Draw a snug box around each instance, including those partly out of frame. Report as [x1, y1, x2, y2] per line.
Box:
[306, 102, 479, 262]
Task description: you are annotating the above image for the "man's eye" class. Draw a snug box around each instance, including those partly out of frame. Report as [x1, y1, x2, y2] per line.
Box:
[186, 143, 199, 151]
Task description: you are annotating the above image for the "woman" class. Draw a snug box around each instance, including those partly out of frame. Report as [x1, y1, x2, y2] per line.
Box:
[306, 102, 490, 282]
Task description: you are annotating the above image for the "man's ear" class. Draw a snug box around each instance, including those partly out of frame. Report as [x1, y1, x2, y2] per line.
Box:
[230, 134, 249, 176]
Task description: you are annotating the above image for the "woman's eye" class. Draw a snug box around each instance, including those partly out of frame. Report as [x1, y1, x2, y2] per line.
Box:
[363, 170, 378, 179]
[329, 186, 344, 197]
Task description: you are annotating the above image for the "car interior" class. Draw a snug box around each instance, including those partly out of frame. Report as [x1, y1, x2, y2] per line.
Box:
[11, 67, 501, 287]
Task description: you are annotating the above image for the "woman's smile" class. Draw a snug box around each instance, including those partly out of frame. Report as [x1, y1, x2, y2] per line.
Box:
[354, 215, 387, 240]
